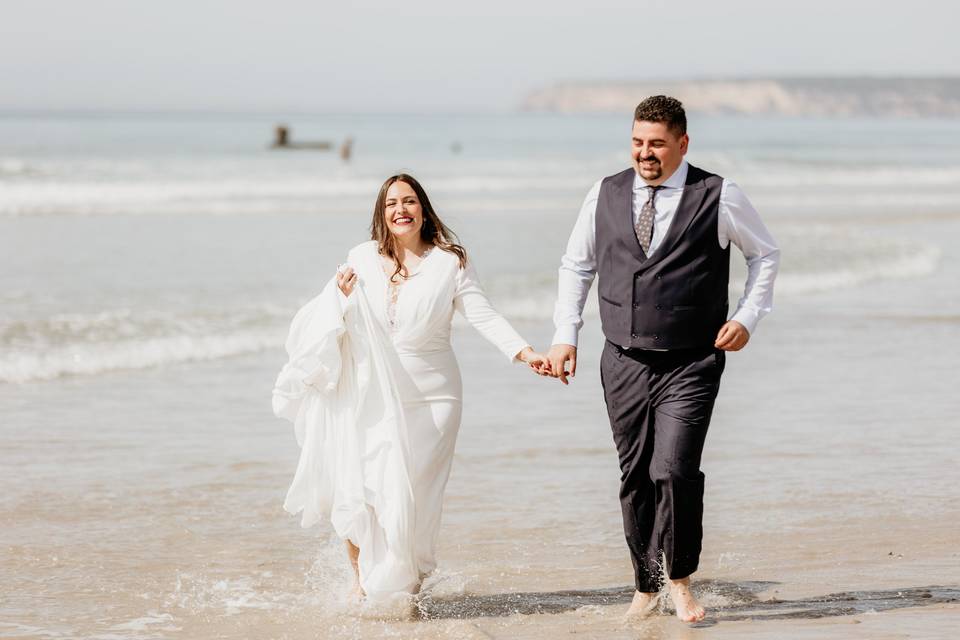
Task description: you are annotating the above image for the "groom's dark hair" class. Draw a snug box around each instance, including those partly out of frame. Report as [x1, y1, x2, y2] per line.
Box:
[634, 95, 687, 137]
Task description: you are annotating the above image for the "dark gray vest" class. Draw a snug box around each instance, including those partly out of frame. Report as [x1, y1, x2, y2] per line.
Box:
[596, 164, 729, 350]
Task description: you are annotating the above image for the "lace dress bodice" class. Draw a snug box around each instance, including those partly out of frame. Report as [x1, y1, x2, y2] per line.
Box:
[382, 247, 432, 334]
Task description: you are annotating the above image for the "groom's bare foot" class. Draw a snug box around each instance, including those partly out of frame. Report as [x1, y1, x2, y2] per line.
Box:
[668, 578, 705, 623]
[624, 590, 660, 619]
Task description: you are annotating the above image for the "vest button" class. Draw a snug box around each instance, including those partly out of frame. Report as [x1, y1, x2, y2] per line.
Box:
[655, 273, 663, 280]
[631, 333, 639, 339]
[653, 334, 660, 340]
[655, 304, 662, 310]
[632, 303, 639, 309]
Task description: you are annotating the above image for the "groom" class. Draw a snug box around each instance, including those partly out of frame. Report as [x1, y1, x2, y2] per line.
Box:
[547, 96, 780, 622]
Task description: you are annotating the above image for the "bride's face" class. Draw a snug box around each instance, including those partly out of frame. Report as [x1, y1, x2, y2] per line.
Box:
[384, 181, 424, 240]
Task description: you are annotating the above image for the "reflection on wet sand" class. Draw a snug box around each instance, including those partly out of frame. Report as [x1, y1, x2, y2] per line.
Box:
[416, 580, 960, 623]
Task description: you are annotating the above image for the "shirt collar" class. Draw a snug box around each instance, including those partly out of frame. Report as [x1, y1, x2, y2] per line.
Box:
[633, 160, 688, 192]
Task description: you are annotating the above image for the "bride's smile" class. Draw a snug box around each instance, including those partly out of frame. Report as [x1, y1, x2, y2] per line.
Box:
[384, 181, 424, 239]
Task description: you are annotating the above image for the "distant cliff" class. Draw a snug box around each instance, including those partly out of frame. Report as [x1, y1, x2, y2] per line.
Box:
[521, 78, 960, 117]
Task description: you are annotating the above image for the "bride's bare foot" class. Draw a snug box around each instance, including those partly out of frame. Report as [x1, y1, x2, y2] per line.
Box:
[668, 578, 705, 623]
[346, 540, 364, 601]
[624, 590, 660, 619]
[349, 580, 365, 601]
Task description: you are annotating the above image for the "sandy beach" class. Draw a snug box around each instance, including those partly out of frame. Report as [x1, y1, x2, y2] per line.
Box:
[2, 112, 959, 638]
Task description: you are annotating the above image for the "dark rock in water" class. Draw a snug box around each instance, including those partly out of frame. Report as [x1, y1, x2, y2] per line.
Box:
[270, 124, 333, 151]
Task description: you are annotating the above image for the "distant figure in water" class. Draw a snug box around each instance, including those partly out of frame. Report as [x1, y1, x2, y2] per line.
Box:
[339, 137, 353, 162]
[273, 173, 551, 610]
[546, 96, 781, 623]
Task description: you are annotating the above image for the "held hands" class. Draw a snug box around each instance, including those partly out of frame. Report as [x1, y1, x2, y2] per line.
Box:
[529, 324, 745, 387]
[336, 265, 358, 296]
[547, 344, 577, 385]
[714, 320, 750, 351]
[518, 347, 553, 376]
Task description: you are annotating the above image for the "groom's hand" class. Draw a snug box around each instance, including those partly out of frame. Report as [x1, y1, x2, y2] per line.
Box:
[715, 320, 750, 351]
[547, 344, 577, 385]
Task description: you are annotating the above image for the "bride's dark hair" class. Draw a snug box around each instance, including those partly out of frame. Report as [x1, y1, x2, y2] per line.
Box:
[371, 173, 467, 282]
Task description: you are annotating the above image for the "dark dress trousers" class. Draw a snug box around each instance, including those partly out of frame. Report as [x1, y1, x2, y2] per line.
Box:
[596, 164, 728, 592]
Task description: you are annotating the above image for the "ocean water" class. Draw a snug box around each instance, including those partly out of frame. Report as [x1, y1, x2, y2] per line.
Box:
[2, 112, 959, 639]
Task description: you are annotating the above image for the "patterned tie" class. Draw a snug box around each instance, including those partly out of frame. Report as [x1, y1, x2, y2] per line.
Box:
[635, 185, 663, 254]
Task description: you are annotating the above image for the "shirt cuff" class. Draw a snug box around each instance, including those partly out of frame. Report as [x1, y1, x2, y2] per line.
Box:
[730, 307, 761, 335]
[551, 325, 579, 348]
[510, 343, 533, 364]
[504, 340, 531, 363]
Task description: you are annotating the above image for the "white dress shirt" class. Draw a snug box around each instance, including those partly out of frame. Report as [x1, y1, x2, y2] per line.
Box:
[552, 160, 781, 348]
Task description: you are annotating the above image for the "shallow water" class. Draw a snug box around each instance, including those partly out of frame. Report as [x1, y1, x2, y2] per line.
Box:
[2, 113, 960, 638]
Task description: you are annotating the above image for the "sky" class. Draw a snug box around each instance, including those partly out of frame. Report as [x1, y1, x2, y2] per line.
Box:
[1, 0, 958, 113]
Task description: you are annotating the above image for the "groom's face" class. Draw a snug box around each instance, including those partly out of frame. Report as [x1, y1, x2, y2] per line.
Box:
[631, 120, 688, 185]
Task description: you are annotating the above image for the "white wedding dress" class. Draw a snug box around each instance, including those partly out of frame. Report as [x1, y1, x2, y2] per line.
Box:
[273, 241, 528, 601]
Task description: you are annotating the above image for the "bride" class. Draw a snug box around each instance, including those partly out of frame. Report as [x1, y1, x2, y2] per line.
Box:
[273, 173, 550, 605]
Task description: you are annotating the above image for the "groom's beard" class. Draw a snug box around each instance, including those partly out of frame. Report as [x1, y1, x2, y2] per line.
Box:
[637, 157, 662, 179]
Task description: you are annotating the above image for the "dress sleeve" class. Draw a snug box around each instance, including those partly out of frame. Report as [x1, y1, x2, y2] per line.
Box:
[453, 259, 530, 362]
